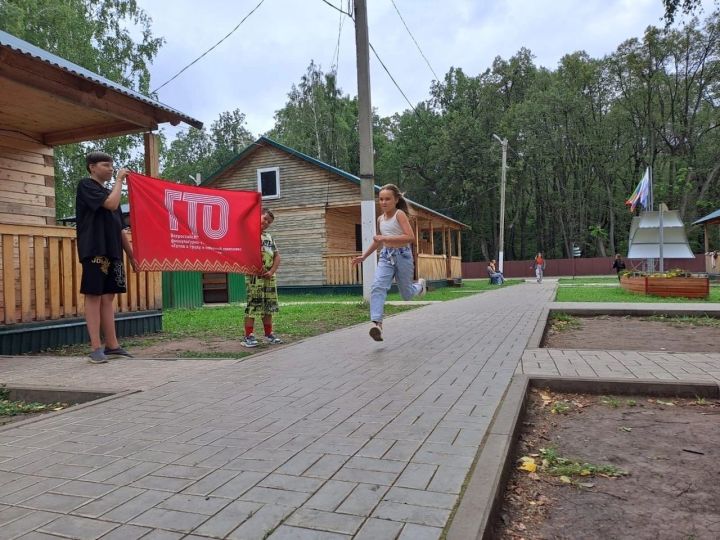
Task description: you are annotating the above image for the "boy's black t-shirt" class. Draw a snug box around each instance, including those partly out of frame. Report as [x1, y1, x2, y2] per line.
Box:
[75, 177, 124, 261]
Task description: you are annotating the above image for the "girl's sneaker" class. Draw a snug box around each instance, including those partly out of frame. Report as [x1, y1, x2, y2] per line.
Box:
[265, 334, 282, 344]
[88, 348, 108, 364]
[417, 278, 427, 297]
[369, 324, 383, 341]
[104, 347, 132, 358]
[241, 335, 258, 348]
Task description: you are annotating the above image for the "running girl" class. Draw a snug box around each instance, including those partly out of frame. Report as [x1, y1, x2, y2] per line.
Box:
[352, 184, 426, 341]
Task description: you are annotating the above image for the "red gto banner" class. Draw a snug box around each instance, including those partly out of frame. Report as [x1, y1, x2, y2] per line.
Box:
[127, 172, 262, 273]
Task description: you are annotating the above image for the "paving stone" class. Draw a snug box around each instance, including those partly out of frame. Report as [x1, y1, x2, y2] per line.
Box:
[353, 517, 404, 539]
[285, 507, 364, 535]
[130, 507, 208, 533]
[101, 489, 172, 522]
[129, 475, 194, 492]
[336, 483, 388, 516]
[332, 467, 399, 486]
[192, 500, 262, 538]
[157, 493, 230, 515]
[427, 465, 468, 494]
[398, 522, 444, 539]
[208, 470, 267, 498]
[303, 480, 356, 512]
[226, 503, 294, 540]
[21, 492, 91, 513]
[240, 486, 311, 507]
[302, 455, 348, 479]
[72, 487, 145, 518]
[269, 525, 351, 539]
[258, 473, 324, 493]
[38, 514, 117, 539]
[96, 523, 152, 540]
[0, 511, 59, 539]
[372, 501, 450, 527]
[384, 487, 457, 509]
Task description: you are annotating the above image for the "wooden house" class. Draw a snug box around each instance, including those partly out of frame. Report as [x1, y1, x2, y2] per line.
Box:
[204, 137, 467, 289]
[0, 30, 202, 353]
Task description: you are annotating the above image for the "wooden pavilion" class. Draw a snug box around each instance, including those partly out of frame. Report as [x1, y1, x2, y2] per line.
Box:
[0, 30, 202, 353]
[692, 209, 720, 274]
[205, 137, 468, 290]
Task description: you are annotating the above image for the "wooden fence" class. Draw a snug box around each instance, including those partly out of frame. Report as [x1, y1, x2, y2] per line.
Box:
[324, 252, 462, 285]
[0, 223, 161, 324]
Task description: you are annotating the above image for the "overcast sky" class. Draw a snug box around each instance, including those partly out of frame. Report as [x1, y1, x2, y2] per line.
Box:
[139, 0, 714, 138]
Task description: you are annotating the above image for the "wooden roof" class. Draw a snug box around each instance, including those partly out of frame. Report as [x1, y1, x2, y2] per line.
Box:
[0, 30, 202, 146]
[207, 136, 470, 230]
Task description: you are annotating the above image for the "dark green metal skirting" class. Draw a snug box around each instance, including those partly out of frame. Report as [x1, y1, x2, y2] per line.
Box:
[278, 279, 450, 296]
[0, 311, 162, 355]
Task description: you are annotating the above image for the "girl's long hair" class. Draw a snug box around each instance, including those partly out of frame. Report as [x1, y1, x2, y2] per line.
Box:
[380, 184, 409, 213]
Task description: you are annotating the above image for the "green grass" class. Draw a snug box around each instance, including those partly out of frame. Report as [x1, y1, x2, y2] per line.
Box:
[556, 277, 720, 302]
[539, 447, 626, 478]
[0, 386, 67, 417]
[644, 314, 720, 327]
[36, 279, 508, 356]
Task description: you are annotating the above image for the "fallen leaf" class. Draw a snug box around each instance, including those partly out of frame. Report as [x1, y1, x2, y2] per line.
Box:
[559, 475, 572, 484]
[656, 400, 675, 406]
[519, 461, 537, 473]
[539, 392, 553, 406]
[620, 426, 632, 432]
[577, 482, 595, 488]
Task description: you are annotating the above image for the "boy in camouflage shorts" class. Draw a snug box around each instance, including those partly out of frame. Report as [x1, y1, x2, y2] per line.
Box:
[242, 209, 281, 347]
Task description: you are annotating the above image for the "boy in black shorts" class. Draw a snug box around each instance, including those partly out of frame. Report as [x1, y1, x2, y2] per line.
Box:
[76, 152, 138, 363]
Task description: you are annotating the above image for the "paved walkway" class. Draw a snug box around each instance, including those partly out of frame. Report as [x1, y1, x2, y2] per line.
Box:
[1, 283, 717, 539]
[0, 283, 554, 539]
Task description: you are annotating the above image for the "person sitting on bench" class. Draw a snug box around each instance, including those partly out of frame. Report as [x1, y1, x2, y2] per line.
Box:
[487, 259, 505, 285]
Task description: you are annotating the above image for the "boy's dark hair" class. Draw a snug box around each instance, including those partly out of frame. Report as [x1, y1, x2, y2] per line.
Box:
[262, 209, 275, 220]
[86, 151, 113, 173]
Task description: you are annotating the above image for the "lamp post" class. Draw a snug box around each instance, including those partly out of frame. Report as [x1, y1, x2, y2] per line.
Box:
[492, 134, 508, 273]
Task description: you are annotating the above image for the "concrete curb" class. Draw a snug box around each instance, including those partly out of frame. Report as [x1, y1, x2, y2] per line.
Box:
[444, 375, 720, 539]
[0, 387, 138, 433]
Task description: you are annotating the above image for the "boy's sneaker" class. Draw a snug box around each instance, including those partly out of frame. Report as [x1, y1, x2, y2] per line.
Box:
[369, 324, 383, 342]
[88, 348, 108, 364]
[241, 335, 258, 348]
[265, 334, 282, 344]
[104, 347, 132, 358]
[417, 278, 427, 297]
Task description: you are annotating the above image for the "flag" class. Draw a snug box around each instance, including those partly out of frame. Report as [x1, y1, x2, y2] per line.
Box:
[127, 172, 262, 273]
[625, 168, 650, 212]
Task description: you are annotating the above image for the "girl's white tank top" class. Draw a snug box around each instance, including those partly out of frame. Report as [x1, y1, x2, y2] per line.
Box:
[379, 211, 405, 237]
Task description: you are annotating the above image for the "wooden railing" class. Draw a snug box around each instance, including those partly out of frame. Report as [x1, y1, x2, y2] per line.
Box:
[324, 252, 464, 285]
[324, 253, 362, 285]
[0, 224, 162, 324]
[418, 254, 447, 280]
[450, 256, 461, 279]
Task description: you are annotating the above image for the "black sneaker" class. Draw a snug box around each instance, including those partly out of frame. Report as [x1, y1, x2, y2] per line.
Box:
[104, 347, 133, 358]
[369, 324, 383, 341]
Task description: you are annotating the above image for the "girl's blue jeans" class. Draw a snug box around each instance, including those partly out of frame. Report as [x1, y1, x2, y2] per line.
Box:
[370, 246, 422, 322]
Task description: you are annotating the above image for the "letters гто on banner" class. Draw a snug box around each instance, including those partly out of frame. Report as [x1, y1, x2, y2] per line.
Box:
[127, 172, 262, 273]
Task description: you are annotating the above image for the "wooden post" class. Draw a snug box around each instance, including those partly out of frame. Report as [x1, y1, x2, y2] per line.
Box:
[430, 221, 434, 255]
[144, 132, 159, 177]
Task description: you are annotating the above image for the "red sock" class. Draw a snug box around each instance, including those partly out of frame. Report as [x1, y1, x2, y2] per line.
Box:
[263, 322, 272, 336]
[245, 324, 254, 337]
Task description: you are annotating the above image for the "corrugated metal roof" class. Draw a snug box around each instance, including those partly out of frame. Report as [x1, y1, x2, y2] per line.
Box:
[0, 29, 202, 129]
[206, 136, 470, 229]
[692, 208, 720, 226]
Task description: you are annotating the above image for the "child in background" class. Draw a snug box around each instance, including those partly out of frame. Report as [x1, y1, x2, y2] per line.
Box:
[352, 184, 426, 341]
[242, 209, 282, 347]
[533, 252, 545, 283]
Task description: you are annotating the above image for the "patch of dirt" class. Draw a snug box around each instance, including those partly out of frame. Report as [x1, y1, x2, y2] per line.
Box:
[130, 337, 254, 358]
[495, 389, 720, 539]
[544, 315, 720, 352]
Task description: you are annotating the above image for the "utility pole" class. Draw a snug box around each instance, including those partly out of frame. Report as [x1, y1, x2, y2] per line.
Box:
[354, 0, 376, 300]
[493, 134, 508, 273]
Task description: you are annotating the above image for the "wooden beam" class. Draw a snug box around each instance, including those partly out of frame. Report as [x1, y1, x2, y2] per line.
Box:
[457, 229, 462, 259]
[43, 122, 154, 146]
[430, 220, 434, 255]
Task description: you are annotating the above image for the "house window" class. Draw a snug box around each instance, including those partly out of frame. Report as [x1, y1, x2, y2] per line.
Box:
[355, 224, 363, 252]
[257, 167, 280, 199]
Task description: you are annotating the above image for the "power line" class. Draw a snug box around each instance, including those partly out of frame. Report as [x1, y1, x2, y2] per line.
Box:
[389, 0, 439, 81]
[152, 0, 266, 93]
[319, 0, 352, 17]
[368, 43, 418, 114]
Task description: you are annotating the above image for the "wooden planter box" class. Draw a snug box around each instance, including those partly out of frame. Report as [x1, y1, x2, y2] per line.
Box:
[620, 275, 710, 299]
